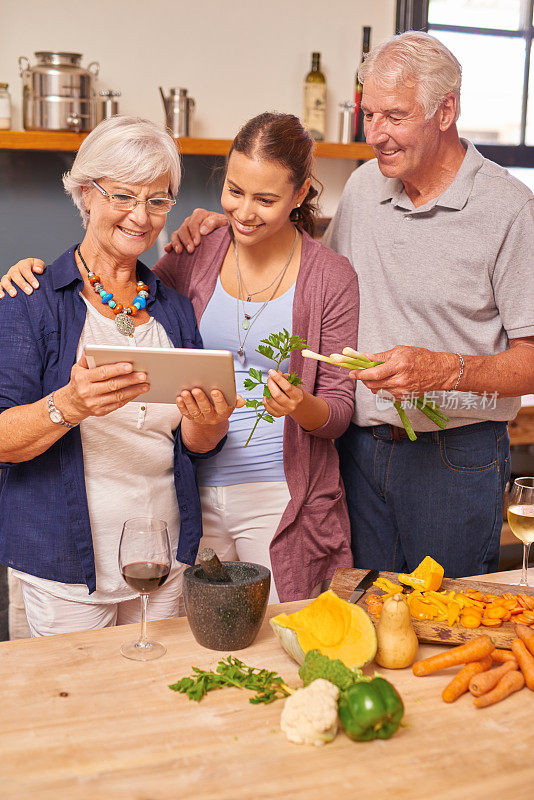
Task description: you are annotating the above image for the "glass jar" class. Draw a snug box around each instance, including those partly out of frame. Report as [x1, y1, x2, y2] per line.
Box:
[0, 83, 11, 130]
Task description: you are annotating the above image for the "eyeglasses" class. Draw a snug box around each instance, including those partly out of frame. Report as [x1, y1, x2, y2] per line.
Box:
[91, 180, 176, 214]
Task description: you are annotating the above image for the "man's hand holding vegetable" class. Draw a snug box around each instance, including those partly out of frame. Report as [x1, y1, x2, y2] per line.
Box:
[350, 339, 534, 401]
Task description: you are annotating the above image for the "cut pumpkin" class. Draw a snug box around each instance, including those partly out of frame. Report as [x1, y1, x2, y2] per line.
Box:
[398, 556, 444, 592]
[270, 590, 377, 669]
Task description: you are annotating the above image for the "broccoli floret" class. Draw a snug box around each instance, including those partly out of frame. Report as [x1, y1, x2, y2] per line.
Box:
[298, 650, 366, 691]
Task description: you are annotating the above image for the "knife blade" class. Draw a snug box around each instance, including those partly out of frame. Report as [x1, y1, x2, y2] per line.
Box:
[347, 569, 380, 604]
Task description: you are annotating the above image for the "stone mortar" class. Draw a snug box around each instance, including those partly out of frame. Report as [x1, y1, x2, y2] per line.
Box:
[183, 561, 271, 650]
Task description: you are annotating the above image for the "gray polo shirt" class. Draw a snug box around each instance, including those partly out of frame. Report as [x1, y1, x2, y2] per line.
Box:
[324, 140, 534, 430]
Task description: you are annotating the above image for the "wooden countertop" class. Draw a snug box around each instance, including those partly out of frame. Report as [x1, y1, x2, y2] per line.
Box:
[0, 131, 374, 160]
[0, 569, 532, 800]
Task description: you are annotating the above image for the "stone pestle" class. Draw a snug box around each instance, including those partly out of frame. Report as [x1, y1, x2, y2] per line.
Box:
[197, 547, 232, 583]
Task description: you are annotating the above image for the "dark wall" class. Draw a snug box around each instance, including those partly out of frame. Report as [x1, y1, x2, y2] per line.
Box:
[0, 151, 225, 275]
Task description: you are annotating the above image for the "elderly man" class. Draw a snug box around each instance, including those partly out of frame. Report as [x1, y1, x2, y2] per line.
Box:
[2, 32, 534, 579]
[323, 31, 534, 577]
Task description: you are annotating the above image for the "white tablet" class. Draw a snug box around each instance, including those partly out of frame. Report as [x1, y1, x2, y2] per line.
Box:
[84, 345, 237, 405]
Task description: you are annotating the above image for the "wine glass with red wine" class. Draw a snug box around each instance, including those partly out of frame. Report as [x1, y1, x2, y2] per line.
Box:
[118, 517, 171, 661]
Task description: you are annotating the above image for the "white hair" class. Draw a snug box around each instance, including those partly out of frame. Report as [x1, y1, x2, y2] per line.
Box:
[63, 116, 181, 226]
[358, 31, 462, 121]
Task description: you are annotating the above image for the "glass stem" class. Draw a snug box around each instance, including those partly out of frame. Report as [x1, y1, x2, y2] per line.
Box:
[520, 543, 531, 587]
[138, 593, 149, 647]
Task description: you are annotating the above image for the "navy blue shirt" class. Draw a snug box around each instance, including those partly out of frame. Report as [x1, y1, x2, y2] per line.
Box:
[0, 246, 223, 592]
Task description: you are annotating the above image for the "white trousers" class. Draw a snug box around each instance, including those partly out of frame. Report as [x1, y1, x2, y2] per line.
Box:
[199, 481, 291, 604]
[19, 567, 184, 638]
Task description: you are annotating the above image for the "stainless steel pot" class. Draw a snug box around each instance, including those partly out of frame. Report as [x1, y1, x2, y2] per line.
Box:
[18, 51, 100, 131]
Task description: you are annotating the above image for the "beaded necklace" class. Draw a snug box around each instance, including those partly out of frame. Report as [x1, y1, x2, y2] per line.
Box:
[76, 245, 149, 337]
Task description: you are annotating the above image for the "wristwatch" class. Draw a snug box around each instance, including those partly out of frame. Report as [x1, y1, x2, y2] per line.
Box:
[47, 392, 77, 428]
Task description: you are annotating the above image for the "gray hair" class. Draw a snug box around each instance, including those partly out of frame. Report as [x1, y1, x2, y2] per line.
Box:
[63, 116, 181, 226]
[358, 31, 462, 121]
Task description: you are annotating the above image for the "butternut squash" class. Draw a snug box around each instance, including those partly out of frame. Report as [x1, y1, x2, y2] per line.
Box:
[375, 593, 419, 669]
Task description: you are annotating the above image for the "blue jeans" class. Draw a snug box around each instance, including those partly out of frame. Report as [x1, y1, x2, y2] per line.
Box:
[337, 421, 511, 577]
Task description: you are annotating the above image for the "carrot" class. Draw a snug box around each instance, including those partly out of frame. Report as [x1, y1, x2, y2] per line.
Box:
[442, 656, 493, 702]
[468, 660, 518, 697]
[412, 635, 495, 677]
[518, 594, 534, 610]
[480, 618, 502, 627]
[473, 670, 525, 708]
[460, 614, 481, 629]
[491, 648, 517, 663]
[515, 623, 534, 657]
[485, 606, 508, 620]
[511, 638, 534, 691]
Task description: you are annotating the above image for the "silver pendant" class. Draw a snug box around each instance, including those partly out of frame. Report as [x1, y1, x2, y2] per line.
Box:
[115, 312, 135, 337]
[237, 348, 246, 366]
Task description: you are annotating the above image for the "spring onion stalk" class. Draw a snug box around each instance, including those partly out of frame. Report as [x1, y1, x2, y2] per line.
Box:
[415, 397, 449, 423]
[342, 347, 374, 362]
[411, 398, 448, 429]
[393, 402, 417, 441]
[302, 348, 449, 440]
[330, 353, 383, 369]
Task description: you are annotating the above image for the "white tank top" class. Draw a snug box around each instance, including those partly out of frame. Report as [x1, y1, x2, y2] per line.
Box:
[14, 296, 183, 603]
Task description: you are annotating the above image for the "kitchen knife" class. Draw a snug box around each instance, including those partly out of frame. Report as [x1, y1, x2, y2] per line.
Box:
[347, 569, 380, 604]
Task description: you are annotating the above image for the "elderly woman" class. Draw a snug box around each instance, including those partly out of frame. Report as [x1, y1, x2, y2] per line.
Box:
[0, 116, 239, 637]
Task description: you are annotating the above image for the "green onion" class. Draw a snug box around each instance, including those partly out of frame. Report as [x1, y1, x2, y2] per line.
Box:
[411, 398, 448, 429]
[302, 348, 449, 441]
[393, 402, 417, 441]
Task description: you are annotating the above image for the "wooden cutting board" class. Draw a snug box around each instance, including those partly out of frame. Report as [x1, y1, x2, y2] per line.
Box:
[329, 567, 534, 649]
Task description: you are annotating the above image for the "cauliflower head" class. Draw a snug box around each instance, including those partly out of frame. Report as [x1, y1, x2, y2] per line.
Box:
[280, 678, 339, 746]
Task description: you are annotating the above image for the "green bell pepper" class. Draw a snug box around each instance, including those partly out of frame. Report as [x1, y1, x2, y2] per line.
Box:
[338, 677, 404, 741]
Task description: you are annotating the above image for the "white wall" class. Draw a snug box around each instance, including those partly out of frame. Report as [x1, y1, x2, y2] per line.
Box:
[2, 0, 395, 214]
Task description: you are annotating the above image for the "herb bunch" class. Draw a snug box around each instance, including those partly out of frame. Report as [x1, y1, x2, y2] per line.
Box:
[169, 655, 292, 704]
[243, 329, 307, 447]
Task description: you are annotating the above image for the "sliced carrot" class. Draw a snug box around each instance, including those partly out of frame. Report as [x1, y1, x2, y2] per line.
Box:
[460, 615, 481, 629]
[481, 618, 502, 627]
[519, 594, 534, 610]
[502, 598, 518, 610]
[486, 606, 508, 620]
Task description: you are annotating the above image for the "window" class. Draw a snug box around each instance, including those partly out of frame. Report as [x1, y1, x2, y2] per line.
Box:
[397, 0, 534, 166]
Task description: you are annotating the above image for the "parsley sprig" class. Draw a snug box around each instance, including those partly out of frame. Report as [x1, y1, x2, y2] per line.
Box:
[169, 655, 292, 704]
[243, 329, 307, 447]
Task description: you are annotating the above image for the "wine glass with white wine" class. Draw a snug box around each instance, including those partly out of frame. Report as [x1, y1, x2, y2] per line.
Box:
[507, 477, 534, 587]
[118, 517, 171, 661]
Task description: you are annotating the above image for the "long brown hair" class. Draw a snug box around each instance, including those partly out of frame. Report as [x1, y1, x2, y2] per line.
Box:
[228, 112, 320, 236]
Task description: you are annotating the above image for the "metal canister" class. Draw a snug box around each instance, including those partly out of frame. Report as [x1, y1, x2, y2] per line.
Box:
[159, 87, 195, 137]
[338, 101, 357, 144]
[18, 51, 100, 131]
[96, 89, 121, 123]
[0, 83, 11, 130]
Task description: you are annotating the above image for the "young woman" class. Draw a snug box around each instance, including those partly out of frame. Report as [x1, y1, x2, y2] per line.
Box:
[2, 112, 359, 602]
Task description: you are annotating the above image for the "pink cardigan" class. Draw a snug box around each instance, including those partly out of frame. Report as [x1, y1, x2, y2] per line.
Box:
[154, 227, 359, 600]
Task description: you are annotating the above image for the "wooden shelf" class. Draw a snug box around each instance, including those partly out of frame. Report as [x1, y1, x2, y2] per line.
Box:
[509, 405, 534, 446]
[0, 131, 374, 160]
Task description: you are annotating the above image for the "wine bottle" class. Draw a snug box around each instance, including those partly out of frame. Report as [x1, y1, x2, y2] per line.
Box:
[303, 51, 326, 141]
[354, 26, 371, 142]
